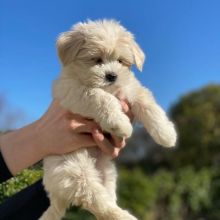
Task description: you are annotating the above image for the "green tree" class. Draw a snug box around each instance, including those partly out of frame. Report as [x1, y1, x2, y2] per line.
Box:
[166, 84, 220, 168]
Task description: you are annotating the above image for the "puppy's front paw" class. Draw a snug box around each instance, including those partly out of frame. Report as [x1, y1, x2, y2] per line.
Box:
[110, 120, 133, 138]
[101, 115, 133, 138]
[155, 121, 177, 148]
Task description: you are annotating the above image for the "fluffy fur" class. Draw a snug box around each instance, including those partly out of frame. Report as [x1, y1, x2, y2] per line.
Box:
[40, 20, 177, 220]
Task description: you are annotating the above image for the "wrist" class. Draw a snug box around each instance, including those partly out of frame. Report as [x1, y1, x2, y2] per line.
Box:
[33, 118, 51, 158]
[0, 121, 46, 175]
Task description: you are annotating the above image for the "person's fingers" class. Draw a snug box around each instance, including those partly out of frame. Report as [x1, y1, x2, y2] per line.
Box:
[120, 100, 134, 122]
[70, 118, 99, 133]
[116, 91, 133, 120]
[92, 129, 121, 158]
[92, 129, 113, 155]
[74, 133, 96, 148]
[120, 100, 129, 112]
[116, 91, 126, 100]
[111, 135, 126, 148]
[112, 147, 121, 159]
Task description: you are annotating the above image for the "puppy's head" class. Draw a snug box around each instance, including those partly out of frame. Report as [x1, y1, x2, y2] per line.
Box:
[57, 20, 145, 89]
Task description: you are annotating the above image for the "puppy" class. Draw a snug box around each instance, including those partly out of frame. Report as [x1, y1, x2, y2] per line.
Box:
[40, 20, 177, 220]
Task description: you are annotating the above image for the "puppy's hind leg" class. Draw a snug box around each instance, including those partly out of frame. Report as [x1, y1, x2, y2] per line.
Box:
[41, 149, 137, 220]
[131, 87, 177, 147]
[82, 183, 138, 220]
[67, 153, 137, 220]
[39, 197, 67, 220]
[97, 154, 118, 203]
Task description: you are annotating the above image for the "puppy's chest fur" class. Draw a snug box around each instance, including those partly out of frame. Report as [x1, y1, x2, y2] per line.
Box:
[53, 72, 139, 119]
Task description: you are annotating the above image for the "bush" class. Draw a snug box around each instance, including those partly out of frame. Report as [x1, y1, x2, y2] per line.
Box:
[169, 84, 220, 168]
[64, 207, 95, 220]
[118, 167, 158, 218]
[0, 169, 42, 203]
[1, 166, 218, 220]
[117, 167, 216, 220]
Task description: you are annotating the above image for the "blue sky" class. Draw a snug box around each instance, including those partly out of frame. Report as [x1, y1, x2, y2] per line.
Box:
[0, 0, 220, 127]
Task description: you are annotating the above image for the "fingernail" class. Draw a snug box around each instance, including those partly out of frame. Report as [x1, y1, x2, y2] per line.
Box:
[93, 128, 98, 134]
[122, 103, 129, 112]
[98, 134, 104, 141]
[121, 141, 126, 148]
[112, 149, 120, 159]
[93, 128, 101, 134]
[112, 152, 118, 159]
[96, 132, 104, 141]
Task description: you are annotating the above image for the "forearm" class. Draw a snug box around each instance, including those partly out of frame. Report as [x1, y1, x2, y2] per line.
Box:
[0, 99, 131, 176]
[0, 120, 44, 175]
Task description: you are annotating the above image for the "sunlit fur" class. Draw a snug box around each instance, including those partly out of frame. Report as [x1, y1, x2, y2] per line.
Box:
[40, 20, 177, 220]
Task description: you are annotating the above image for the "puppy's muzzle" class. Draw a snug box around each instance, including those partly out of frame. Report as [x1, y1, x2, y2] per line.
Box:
[105, 72, 117, 83]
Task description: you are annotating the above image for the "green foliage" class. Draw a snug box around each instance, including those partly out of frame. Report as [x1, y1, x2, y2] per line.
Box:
[63, 207, 95, 220]
[169, 84, 220, 168]
[1, 166, 217, 220]
[0, 169, 42, 203]
[202, 169, 220, 219]
[118, 168, 157, 218]
[118, 167, 217, 220]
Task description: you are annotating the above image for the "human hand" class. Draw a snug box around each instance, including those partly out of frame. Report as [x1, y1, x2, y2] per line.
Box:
[36, 100, 99, 156]
[0, 99, 132, 175]
[37, 99, 133, 158]
[92, 99, 134, 158]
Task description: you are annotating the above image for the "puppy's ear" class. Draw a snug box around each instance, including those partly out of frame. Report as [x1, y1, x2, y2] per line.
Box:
[131, 41, 145, 71]
[56, 31, 85, 65]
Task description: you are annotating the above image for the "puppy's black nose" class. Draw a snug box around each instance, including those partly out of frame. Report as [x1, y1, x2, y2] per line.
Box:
[105, 72, 117, 83]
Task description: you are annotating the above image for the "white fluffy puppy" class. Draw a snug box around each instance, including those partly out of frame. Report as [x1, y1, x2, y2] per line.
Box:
[40, 20, 177, 220]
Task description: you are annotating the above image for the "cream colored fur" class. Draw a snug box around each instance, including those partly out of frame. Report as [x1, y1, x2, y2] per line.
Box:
[40, 20, 177, 220]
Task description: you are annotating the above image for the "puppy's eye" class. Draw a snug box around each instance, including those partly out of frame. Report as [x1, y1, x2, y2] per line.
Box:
[94, 58, 103, 65]
[118, 59, 132, 68]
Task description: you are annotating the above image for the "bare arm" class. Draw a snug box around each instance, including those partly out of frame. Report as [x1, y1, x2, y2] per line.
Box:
[0, 99, 132, 175]
[0, 100, 98, 175]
